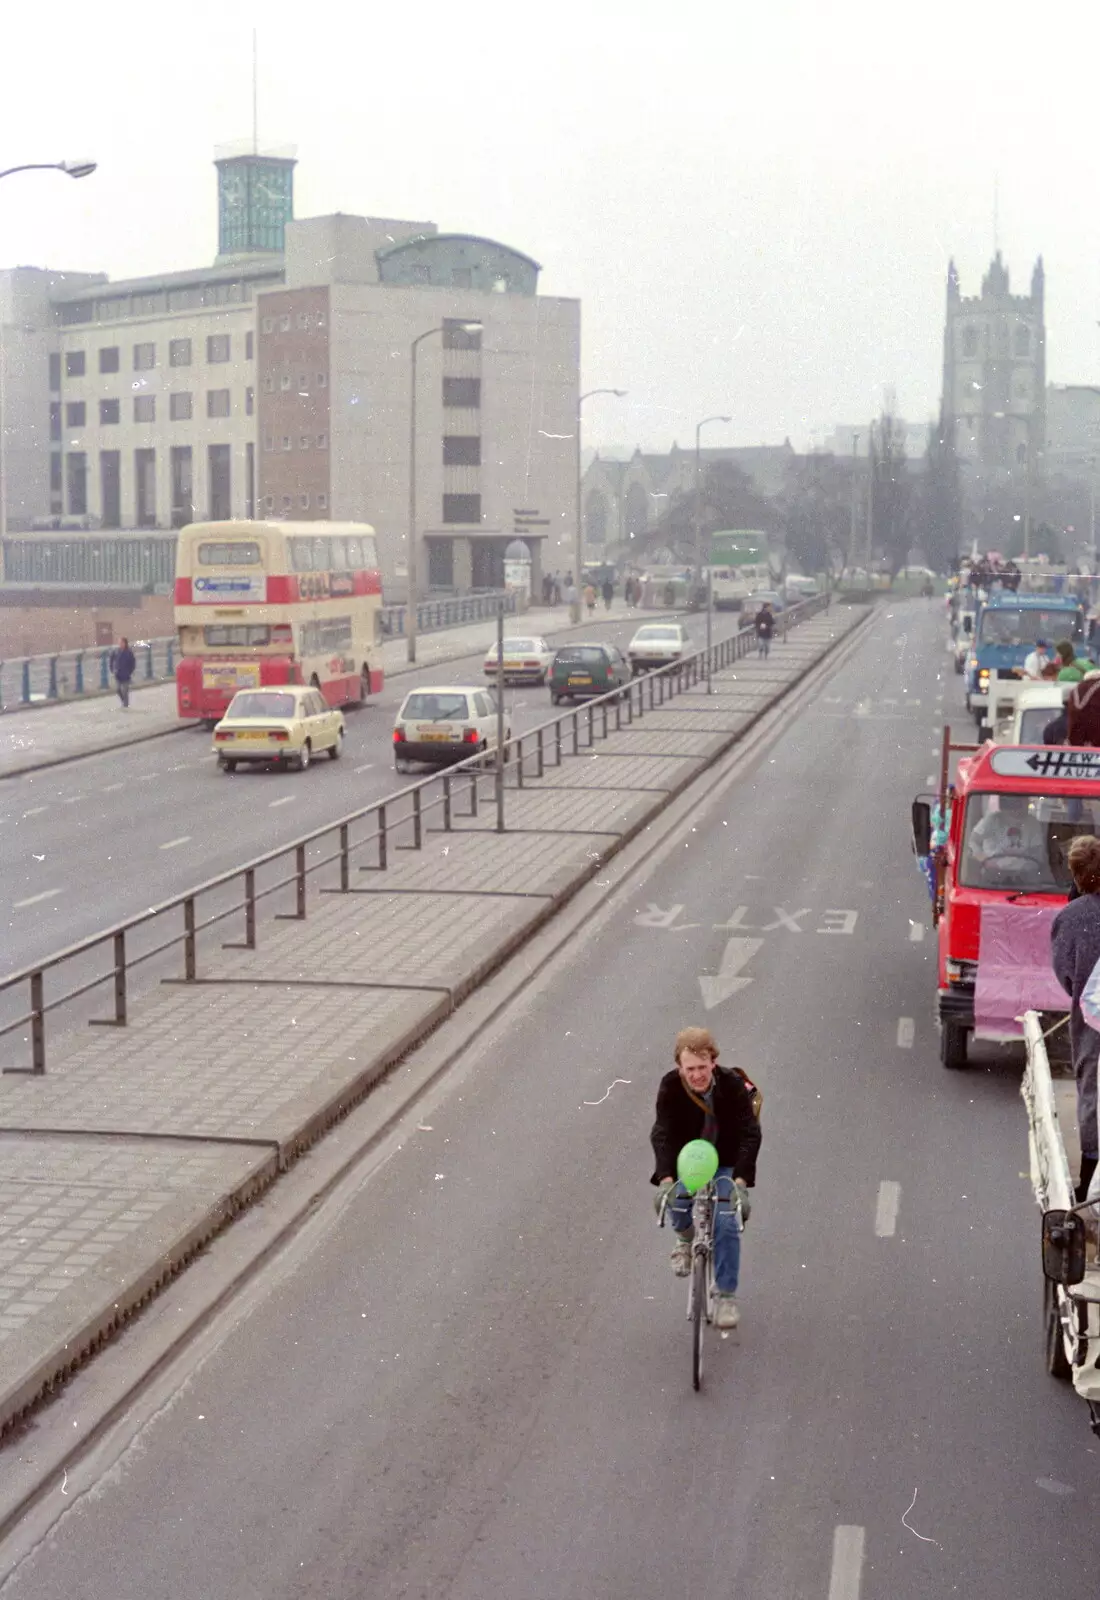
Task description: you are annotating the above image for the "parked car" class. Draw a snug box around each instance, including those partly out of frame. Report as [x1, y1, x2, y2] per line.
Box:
[482, 635, 555, 685]
[548, 643, 631, 704]
[213, 685, 345, 773]
[627, 621, 690, 674]
[393, 684, 511, 773]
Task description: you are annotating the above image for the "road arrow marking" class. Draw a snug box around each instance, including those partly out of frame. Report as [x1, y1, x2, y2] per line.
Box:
[698, 937, 763, 1010]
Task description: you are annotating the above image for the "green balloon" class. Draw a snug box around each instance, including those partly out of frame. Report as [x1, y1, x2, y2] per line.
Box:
[677, 1139, 719, 1193]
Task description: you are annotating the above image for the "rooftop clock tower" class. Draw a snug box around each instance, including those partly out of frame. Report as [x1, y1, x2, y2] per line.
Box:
[214, 147, 296, 262]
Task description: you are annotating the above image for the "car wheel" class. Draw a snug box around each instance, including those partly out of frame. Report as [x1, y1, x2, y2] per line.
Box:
[297, 740, 312, 772]
[395, 757, 410, 775]
[550, 692, 561, 705]
[329, 728, 344, 760]
[221, 758, 237, 774]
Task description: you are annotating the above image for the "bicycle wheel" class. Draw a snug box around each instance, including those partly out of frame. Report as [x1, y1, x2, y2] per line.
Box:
[691, 1251, 707, 1391]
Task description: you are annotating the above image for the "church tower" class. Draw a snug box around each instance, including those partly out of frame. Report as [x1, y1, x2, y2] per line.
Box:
[940, 251, 1045, 479]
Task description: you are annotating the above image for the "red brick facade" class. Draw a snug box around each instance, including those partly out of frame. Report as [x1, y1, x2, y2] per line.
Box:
[256, 286, 331, 520]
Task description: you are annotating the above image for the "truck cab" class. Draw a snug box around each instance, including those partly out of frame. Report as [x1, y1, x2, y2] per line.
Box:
[963, 593, 1085, 727]
[912, 740, 1100, 1068]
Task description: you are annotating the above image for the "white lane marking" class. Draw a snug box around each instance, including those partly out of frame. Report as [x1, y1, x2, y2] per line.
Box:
[874, 1181, 901, 1237]
[21, 806, 47, 817]
[159, 836, 191, 850]
[909, 922, 924, 942]
[103, 782, 124, 792]
[13, 888, 63, 909]
[896, 1017, 915, 1049]
[354, 762, 374, 773]
[925, 774, 935, 785]
[61, 796, 86, 805]
[828, 1526, 865, 1600]
[269, 795, 295, 807]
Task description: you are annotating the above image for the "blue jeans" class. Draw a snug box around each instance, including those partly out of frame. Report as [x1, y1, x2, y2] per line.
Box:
[757, 636, 770, 659]
[666, 1166, 742, 1294]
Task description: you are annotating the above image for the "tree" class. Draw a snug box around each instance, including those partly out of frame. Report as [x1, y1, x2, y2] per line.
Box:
[869, 405, 915, 576]
[920, 415, 963, 574]
[777, 453, 854, 577]
[646, 460, 779, 564]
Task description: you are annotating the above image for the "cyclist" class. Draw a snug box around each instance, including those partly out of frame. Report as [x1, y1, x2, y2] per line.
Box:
[650, 1026, 761, 1329]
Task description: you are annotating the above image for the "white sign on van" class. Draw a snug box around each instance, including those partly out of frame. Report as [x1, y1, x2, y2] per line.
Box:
[990, 748, 1100, 781]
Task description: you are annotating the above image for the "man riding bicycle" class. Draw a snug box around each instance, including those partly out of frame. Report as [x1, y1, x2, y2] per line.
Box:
[650, 1026, 761, 1329]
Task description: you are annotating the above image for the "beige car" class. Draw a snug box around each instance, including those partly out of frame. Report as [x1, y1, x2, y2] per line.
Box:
[213, 685, 345, 772]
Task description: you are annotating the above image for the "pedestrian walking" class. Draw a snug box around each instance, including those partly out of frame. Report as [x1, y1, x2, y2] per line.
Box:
[584, 582, 597, 616]
[109, 636, 137, 709]
[1052, 835, 1100, 1198]
[753, 601, 775, 660]
[563, 578, 579, 624]
[601, 578, 614, 611]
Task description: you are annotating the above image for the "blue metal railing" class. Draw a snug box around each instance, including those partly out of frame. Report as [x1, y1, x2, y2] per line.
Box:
[0, 591, 520, 710]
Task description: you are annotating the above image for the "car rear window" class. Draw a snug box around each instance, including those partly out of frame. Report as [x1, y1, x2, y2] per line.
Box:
[402, 693, 471, 721]
[229, 691, 295, 718]
[500, 639, 537, 652]
[635, 627, 679, 640]
[555, 647, 607, 666]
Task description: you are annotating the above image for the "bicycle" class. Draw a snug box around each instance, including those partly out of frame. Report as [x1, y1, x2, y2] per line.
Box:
[658, 1177, 743, 1390]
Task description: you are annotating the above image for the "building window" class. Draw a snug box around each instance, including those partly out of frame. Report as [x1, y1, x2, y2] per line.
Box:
[443, 434, 481, 465]
[99, 398, 120, 425]
[245, 331, 254, 360]
[443, 493, 481, 524]
[282, 494, 293, 511]
[299, 435, 311, 450]
[263, 434, 274, 452]
[961, 325, 978, 359]
[133, 342, 156, 371]
[317, 372, 327, 388]
[207, 334, 231, 363]
[263, 376, 275, 393]
[297, 313, 309, 330]
[48, 352, 61, 391]
[207, 388, 231, 418]
[300, 492, 310, 509]
[66, 451, 87, 515]
[442, 319, 482, 351]
[65, 351, 85, 378]
[169, 392, 193, 421]
[98, 346, 120, 374]
[50, 453, 62, 493]
[316, 311, 326, 327]
[442, 377, 481, 408]
[1015, 325, 1031, 357]
[169, 338, 192, 367]
[245, 386, 254, 416]
[315, 431, 327, 449]
[48, 401, 61, 441]
[264, 495, 275, 511]
[298, 373, 308, 391]
[280, 372, 292, 390]
[171, 445, 194, 528]
[209, 443, 232, 521]
[280, 314, 291, 332]
[452, 268, 472, 288]
[135, 447, 156, 525]
[134, 395, 156, 423]
[282, 436, 292, 451]
[317, 491, 328, 509]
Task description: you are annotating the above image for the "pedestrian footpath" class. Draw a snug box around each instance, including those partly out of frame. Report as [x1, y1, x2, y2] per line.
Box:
[0, 605, 869, 1434]
[0, 602, 617, 780]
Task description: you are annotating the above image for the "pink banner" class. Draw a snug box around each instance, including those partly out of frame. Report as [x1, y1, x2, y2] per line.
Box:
[974, 902, 1071, 1037]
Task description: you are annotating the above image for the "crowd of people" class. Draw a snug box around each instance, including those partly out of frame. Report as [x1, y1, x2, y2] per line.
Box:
[538, 571, 646, 611]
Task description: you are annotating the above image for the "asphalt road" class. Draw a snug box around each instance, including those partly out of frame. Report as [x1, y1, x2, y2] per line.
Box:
[3, 595, 1098, 1598]
[0, 607, 737, 977]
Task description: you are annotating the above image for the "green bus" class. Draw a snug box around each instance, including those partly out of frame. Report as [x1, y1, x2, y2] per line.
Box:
[708, 531, 778, 610]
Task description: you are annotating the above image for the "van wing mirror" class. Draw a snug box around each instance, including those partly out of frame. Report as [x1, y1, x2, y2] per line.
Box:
[911, 798, 933, 857]
[1042, 1209, 1087, 1286]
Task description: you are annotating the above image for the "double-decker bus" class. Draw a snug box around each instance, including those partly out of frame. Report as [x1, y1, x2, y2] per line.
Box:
[707, 530, 780, 610]
[174, 520, 385, 722]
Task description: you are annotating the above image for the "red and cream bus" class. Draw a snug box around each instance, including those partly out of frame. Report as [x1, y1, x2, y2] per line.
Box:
[174, 520, 385, 722]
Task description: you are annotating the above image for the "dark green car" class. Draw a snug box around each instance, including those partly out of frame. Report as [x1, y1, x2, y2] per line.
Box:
[549, 642, 631, 704]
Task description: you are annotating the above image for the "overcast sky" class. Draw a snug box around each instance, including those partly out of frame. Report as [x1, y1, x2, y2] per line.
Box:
[4, 0, 1099, 459]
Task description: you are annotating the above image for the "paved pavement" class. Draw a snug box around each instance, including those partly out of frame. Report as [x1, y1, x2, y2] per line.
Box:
[0, 604, 863, 1446]
[8, 597, 1100, 1598]
[0, 601, 611, 780]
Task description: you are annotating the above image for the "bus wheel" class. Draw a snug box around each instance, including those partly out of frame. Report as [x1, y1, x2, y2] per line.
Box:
[940, 1021, 969, 1070]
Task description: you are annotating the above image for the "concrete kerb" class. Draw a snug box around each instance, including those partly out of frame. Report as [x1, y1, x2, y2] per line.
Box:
[0, 605, 871, 1442]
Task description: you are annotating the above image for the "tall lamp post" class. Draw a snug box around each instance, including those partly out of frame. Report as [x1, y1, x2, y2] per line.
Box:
[693, 415, 731, 585]
[0, 160, 97, 183]
[575, 388, 626, 599]
[407, 320, 481, 664]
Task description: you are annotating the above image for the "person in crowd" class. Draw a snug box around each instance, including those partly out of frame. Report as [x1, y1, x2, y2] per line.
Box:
[1052, 836, 1100, 1199]
[601, 577, 614, 611]
[1056, 640, 1094, 683]
[583, 582, 597, 616]
[1067, 670, 1100, 746]
[753, 600, 776, 660]
[108, 636, 137, 709]
[1019, 638, 1053, 680]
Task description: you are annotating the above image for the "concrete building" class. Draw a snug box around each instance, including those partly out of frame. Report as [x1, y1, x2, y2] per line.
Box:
[1046, 383, 1100, 479]
[0, 150, 578, 597]
[940, 250, 1046, 476]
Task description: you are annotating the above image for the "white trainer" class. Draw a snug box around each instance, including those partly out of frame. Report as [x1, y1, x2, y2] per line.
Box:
[670, 1237, 692, 1277]
[713, 1296, 740, 1330]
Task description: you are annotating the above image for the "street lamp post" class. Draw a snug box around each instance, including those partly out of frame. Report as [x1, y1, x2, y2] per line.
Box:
[693, 416, 731, 586]
[0, 160, 97, 183]
[407, 321, 481, 664]
[847, 430, 861, 579]
[575, 388, 626, 605]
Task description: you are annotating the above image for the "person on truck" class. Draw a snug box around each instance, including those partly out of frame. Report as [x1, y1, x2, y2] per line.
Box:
[1056, 640, 1094, 683]
[1051, 836, 1100, 1200]
[1019, 638, 1053, 679]
[967, 794, 1047, 885]
[1066, 670, 1100, 746]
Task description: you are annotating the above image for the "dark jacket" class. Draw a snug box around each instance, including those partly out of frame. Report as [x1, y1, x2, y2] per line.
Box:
[1067, 677, 1100, 747]
[754, 608, 775, 639]
[650, 1065, 761, 1187]
[1051, 892, 1100, 1005]
[110, 646, 136, 683]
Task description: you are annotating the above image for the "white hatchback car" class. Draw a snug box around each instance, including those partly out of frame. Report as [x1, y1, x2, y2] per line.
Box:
[482, 636, 555, 685]
[627, 621, 690, 674]
[393, 684, 512, 773]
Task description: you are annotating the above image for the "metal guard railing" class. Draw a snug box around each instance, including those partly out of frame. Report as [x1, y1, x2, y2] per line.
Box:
[0, 593, 830, 1074]
[0, 592, 519, 710]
